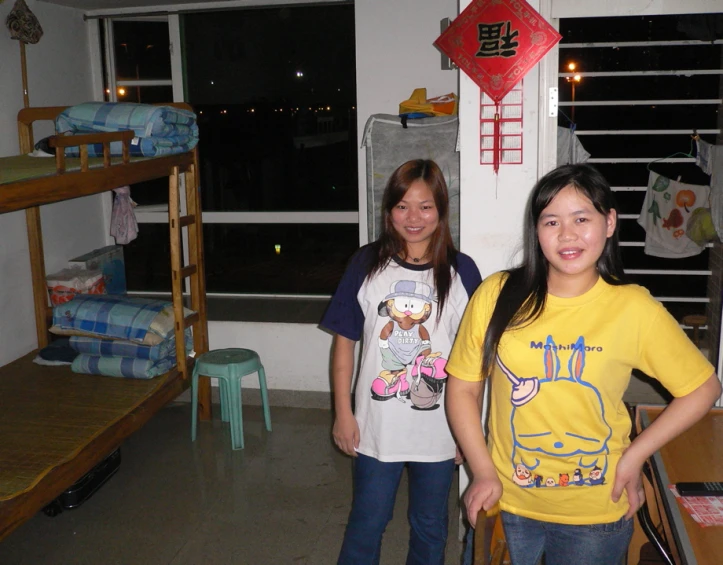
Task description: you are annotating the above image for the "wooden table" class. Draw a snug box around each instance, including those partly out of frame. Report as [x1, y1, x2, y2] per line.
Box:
[637, 405, 723, 565]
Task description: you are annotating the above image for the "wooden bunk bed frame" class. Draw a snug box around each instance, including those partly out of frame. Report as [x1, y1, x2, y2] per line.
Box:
[0, 103, 212, 540]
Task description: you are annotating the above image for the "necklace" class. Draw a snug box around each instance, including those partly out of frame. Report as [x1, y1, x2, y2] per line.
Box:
[412, 257, 420, 263]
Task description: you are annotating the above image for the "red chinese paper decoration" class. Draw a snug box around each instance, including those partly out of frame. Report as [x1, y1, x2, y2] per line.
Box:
[481, 82, 523, 166]
[435, 0, 561, 172]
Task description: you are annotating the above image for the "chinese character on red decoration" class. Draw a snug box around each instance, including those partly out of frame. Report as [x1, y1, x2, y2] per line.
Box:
[435, 0, 561, 103]
[477, 21, 519, 58]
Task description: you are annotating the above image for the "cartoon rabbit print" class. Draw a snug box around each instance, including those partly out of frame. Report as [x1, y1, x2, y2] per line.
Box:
[499, 335, 613, 488]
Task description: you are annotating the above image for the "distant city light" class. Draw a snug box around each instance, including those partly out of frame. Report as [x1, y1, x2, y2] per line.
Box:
[275, 244, 281, 255]
[117, 87, 126, 96]
[210, 81, 214, 85]
[296, 71, 304, 78]
[568, 62, 576, 71]
[105, 88, 110, 94]
[326, 106, 331, 111]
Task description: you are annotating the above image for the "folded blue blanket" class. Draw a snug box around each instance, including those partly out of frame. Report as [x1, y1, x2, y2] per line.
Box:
[53, 294, 176, 344]
[56, 102, 198, 157]
[69, 330, 192, 361]
[71, 354, 176, 379]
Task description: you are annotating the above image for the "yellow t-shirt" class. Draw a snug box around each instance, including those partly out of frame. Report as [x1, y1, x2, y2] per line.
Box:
[447, 272, 714, 525]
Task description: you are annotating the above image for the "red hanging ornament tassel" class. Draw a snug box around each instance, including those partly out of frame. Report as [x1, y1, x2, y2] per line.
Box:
[493, 103, 501, 175]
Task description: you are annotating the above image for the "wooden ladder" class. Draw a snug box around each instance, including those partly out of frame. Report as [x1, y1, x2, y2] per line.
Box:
[168, 148, 212, 420]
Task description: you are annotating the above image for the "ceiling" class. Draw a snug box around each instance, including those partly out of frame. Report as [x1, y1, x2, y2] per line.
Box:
[40, 0, 206, 10]
[38, 0, 315, 15]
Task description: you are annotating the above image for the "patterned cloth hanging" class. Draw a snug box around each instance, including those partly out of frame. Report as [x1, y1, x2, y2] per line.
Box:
[110, 186, 139, 245]
[5, 0, 43, 44]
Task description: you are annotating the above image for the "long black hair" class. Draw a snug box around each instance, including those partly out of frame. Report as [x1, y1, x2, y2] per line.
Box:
[368, 159, 457, 320]
[481, 164, 629, 376]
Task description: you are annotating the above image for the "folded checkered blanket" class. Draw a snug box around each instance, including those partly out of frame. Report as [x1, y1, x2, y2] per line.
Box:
[71, 354, 176, 379]
[53, 294, 192, 344]
[56, 102, 198, 157]
[69, 330, 192, 361]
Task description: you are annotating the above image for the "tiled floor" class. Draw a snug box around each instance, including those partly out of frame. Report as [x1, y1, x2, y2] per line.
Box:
[0, 403, 465, 565]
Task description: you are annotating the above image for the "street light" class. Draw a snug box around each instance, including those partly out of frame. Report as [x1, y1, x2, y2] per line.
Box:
[565, 62, 582, 123]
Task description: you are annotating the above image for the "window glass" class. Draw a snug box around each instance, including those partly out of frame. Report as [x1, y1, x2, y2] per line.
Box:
[113, 21, 171, 81]
[202, 224, 359, 294]
[115, 85, 174, 104]
[558, 14, 723, 325]
[124, 224, 174, 292]
[183, 5, 358, 213]
[128, 178, 168, 207]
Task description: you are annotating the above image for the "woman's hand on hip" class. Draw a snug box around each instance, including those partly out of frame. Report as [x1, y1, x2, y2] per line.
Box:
[611, 450, 645, 520]
[332, 411, 360, 457]
[464, 475, 503, 528]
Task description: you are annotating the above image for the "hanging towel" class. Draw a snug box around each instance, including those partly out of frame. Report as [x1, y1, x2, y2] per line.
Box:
[696, 138, 723, 241]
[110, 186, 138, 244]
[556, 127, 590, 166]
[638, 171, 710, 258]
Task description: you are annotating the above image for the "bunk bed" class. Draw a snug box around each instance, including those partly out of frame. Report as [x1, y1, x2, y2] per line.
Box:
[0, 103, 211, 541]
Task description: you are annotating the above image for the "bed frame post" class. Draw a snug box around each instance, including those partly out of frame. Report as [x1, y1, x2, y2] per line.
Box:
[169, 157, 211, 421]
[18, 112, 50, 348]
[185, 148, 211, 420]
[26, 210, 50, 348]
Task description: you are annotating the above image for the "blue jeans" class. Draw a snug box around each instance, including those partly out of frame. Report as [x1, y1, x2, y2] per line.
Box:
[337, 453, 456, 565]
[462, 512, 632, 565]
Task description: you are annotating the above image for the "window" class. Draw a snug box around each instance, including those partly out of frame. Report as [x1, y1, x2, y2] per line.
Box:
[558, 14, 723, 338]
[102, 4, 359, 297]
[103, 19, 173, 103]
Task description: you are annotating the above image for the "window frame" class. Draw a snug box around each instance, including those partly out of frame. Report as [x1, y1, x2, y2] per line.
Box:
[99, 9, 360, 298]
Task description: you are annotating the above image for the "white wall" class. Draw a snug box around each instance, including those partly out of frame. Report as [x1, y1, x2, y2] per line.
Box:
[0, 0, 106, 364]
[354, 0, 458, 246]
[458, 0, 548, 277]
[209, 322, 336, 391]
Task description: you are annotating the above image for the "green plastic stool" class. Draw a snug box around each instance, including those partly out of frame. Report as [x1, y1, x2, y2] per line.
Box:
[191, 348, 272, 450]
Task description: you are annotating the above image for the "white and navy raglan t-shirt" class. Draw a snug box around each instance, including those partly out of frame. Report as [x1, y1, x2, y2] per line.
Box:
[321, 245, 481, 463]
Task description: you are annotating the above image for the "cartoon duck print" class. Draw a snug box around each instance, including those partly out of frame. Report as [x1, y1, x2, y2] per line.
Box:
[513, 464, 533, 486]
[371, 280, 448, 410]
[589, 466, 604, 485]
[499, 336, 612, 489]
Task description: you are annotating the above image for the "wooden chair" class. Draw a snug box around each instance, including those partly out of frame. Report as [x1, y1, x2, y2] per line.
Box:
[682, 314, 707, 348]
[474, 508, 510, 565]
